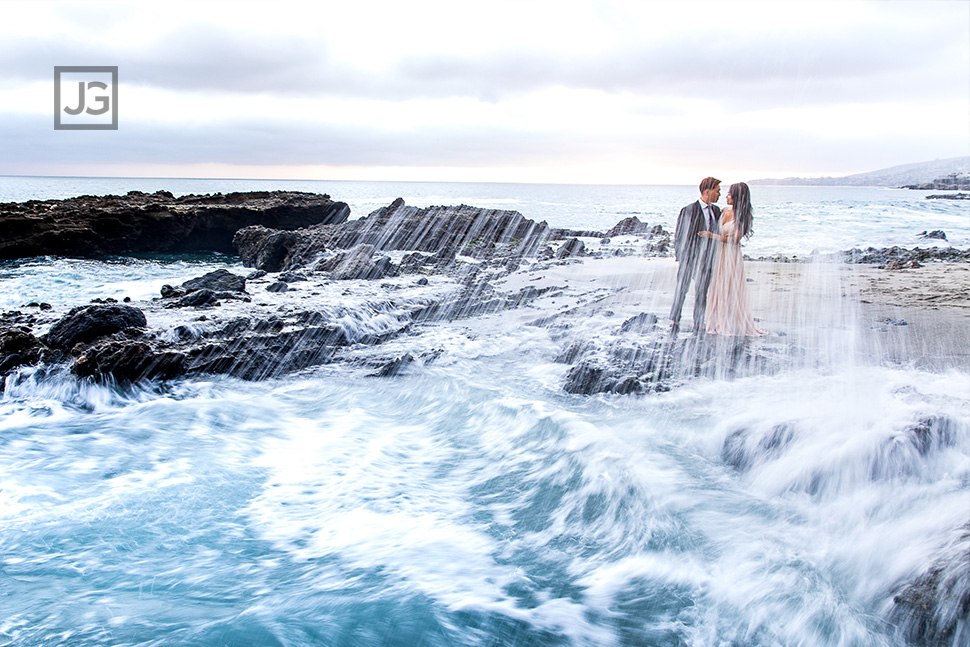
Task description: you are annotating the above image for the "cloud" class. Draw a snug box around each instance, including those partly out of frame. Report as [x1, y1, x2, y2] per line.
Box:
[2, 0, 965, 108]
[0, 0, 966, 182]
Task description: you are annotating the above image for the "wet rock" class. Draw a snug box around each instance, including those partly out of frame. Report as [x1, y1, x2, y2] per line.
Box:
[559, 331, 781, 396]
[160, 284, 186, 299]
[181, 269, 247, 293]
[0, 326, 45, 377]
[840, 246, 970, 265]
[185, 325, 351, 380]
[266, 281, 289, 293]
[72, 340, 187, 382]
[722, 423, 798, 471]
[171, 289, 221, 308]
[619, 312, 659, 334]
[43, 304, 148, 350]
[369, 353, 415, 377]
[889, 527, 970, 647]
[563, 362, 607, 394]
[0, 190, 349, 259]
[918, 230, 947, 240]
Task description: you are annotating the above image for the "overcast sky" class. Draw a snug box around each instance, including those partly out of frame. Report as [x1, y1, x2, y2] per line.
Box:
[1, 0, 967, 184]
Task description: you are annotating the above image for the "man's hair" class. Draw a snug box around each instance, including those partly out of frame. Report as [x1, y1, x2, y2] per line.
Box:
[699, 177, 721, 194]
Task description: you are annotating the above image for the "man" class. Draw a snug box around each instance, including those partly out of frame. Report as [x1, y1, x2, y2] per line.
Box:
[669, 177, 721, 331]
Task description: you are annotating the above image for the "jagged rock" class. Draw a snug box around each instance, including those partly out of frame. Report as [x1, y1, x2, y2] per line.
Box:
[171, 289, 221, 307]
[0, 190, 349, 259]
[840, 246, 970, 265]
[233, 227, 304, 272]
[266, 281, 289, 293]
[43, 304, 147, 350]
[181, 269, 247, 293]
[185, 326, 351, 380]
[918, 230, 947, 240]
[556, 238, 585, 259]
[619, 312, 659, 334]
[0, 326, 45, 376]
[72, 340, 187, 382]
[160, 284, 186, 299]
[234, 199, 551, 272]
[317, 244, 395, 281]
[607, 216, 653, 237]
[369, 353, 415, 377]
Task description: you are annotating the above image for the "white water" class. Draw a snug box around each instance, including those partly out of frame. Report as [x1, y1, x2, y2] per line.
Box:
[1, 179, 968, 646]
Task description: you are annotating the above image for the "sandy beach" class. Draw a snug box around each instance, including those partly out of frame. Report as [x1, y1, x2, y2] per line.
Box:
[492, 252, 970, 372]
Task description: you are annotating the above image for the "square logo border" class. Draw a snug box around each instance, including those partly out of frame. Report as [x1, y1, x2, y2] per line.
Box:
[54, 66, 119, 131]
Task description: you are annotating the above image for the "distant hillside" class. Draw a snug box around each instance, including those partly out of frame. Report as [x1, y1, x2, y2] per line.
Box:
[749, 156, 970, 187]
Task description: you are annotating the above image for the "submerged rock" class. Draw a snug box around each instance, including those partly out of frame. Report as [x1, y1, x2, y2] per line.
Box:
[889, 526, 970, 647]
[0, 190, 349, 259]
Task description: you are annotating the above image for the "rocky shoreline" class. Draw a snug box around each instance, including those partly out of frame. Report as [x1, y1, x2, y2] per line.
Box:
[2, 191, 967, 393]
[1, 190, 967, 643]
[0, 190, 349, 259]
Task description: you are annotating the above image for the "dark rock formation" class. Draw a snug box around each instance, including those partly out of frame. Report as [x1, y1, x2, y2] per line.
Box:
[902, 173, 970, 190]
[918, 230, 947, 241]
[43, 304, 147, 350]
[556, 238, 585, 259]
[0, 190, 349, 259]
[234, 198, 551, 272]
[606, 215, 655, 237]
[315, 244, 397, 281]
[159, 270, 250, 308]
[72, 340, 187, 382]
[181, 269, 247, 293]
[0, 326, 45, 378]
[839, 246, 970, 266]
[925, 193, 969, 200]
[618, 312, 659, 334]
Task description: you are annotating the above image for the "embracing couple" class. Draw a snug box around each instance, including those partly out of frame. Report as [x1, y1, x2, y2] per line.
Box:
[669, 177, 765, 336]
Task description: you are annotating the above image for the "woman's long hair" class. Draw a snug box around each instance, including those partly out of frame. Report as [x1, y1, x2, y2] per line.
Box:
[730, 182, 753, 239]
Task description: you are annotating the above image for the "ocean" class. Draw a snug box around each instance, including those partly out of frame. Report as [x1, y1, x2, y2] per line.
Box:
[1, 175, 968, 257]
[1, 176, 968, 646]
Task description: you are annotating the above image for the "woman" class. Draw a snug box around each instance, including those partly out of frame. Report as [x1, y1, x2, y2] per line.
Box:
[698, 182, 765, 336]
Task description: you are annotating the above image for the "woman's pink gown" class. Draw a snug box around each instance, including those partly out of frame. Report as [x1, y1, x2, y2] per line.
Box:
[705, 218, 765, 336]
